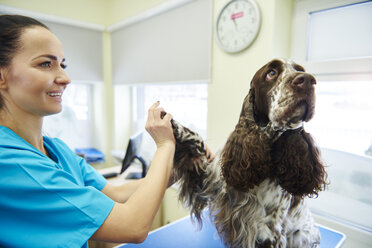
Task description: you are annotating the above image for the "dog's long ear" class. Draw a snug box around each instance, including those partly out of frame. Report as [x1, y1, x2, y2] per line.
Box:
[271, 128, 328, 197]
[221, 89, 272, 191]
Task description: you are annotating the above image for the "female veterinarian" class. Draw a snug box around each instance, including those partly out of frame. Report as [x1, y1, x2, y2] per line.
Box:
[0, 14, 214, 247]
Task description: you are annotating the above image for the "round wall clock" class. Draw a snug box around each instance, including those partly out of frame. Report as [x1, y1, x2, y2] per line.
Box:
[215, 0, 261, 53]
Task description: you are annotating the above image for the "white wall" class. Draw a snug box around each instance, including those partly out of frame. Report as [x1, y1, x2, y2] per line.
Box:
[207, 0, 294, 150]
[0, 0, 107, 24]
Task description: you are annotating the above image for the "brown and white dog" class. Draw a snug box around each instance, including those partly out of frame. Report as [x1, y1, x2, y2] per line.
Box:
[170, 59, 328, 248]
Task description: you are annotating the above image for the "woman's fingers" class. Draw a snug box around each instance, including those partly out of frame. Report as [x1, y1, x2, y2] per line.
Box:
[161, 112, 173, 123]
[149, 101, 160, 109]
[146, 102, 164, 130]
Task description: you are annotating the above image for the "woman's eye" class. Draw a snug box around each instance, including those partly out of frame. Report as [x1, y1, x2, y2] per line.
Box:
[266, 69, 277, 80]
[39, 62, 52, 68]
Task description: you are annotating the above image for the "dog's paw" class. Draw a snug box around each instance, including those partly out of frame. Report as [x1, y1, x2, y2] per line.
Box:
[160, 111, 205, 158]
[171, 120, 205, 157]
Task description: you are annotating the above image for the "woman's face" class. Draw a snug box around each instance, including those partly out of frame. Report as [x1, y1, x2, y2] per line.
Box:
[0, 26, 70, 117]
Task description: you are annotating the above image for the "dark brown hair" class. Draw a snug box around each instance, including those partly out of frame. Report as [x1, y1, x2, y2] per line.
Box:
[0, 15, 49, 109]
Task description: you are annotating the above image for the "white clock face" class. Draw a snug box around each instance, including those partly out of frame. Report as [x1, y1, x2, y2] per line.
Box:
[216, 0, 261, 53]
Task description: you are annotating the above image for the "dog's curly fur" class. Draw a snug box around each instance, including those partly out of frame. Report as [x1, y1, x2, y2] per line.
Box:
[171, 59, 328, 248]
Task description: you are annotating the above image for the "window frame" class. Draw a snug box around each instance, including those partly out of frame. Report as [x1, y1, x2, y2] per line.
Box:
[291, 0, 372, 81]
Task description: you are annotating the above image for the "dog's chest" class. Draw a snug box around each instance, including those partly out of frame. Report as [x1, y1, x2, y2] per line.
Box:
[252, 179, 292, 219]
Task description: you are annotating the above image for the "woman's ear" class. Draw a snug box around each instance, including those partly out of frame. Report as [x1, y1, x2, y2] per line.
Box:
[0, 68, 7, 89]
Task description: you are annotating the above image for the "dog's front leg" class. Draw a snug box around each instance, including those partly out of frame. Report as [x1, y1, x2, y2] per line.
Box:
[170, 119, 209, 222]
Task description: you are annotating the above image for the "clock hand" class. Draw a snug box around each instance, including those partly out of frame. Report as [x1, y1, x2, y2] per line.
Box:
[232, 19, 237, 29]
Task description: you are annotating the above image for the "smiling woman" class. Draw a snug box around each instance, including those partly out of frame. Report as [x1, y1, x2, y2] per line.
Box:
[0, 15, 180, 248]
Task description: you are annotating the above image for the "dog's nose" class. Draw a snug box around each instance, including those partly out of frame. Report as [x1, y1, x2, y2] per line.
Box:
[292, 74, 316, 88]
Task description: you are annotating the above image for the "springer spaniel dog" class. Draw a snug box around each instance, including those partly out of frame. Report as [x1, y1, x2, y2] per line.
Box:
[170, 59, 328, 248]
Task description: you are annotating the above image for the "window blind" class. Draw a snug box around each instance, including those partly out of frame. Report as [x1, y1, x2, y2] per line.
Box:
[0, 6, 103, 83]
[111, 0, 211, 85]
[44, 21, 103, 83]
[308, 1, 372, 61]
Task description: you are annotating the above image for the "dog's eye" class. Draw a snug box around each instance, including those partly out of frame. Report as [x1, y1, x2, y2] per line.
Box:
[266, 69, 278, 80]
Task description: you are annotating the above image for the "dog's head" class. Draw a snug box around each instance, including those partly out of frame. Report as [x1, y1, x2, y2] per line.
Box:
[247, 58, 316, 130]
[222, 59, 327, 196]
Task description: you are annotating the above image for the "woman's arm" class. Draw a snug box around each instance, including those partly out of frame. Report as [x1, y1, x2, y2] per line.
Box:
[101, 179, 144, 203]
[91, 102, 175, 243]
[102, 170, 180, 203]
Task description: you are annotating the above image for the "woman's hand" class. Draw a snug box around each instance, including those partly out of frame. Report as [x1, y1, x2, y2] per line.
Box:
[145, 102, 175, 148]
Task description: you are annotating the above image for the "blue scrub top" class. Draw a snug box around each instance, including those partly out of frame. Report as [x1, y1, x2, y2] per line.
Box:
[0, 126, 115, 248]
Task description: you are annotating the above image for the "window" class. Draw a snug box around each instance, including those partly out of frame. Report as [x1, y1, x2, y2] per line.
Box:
[123, 83, 208, 165]
[305, 80, 372, 156]
[307, 1, 372, 61]
[43, 83, 92, 150]
[302, 1, 372, 156]
[132, 84, 208, 139]
[292, 0, 372, 157]
[292, 0, 372, 232]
